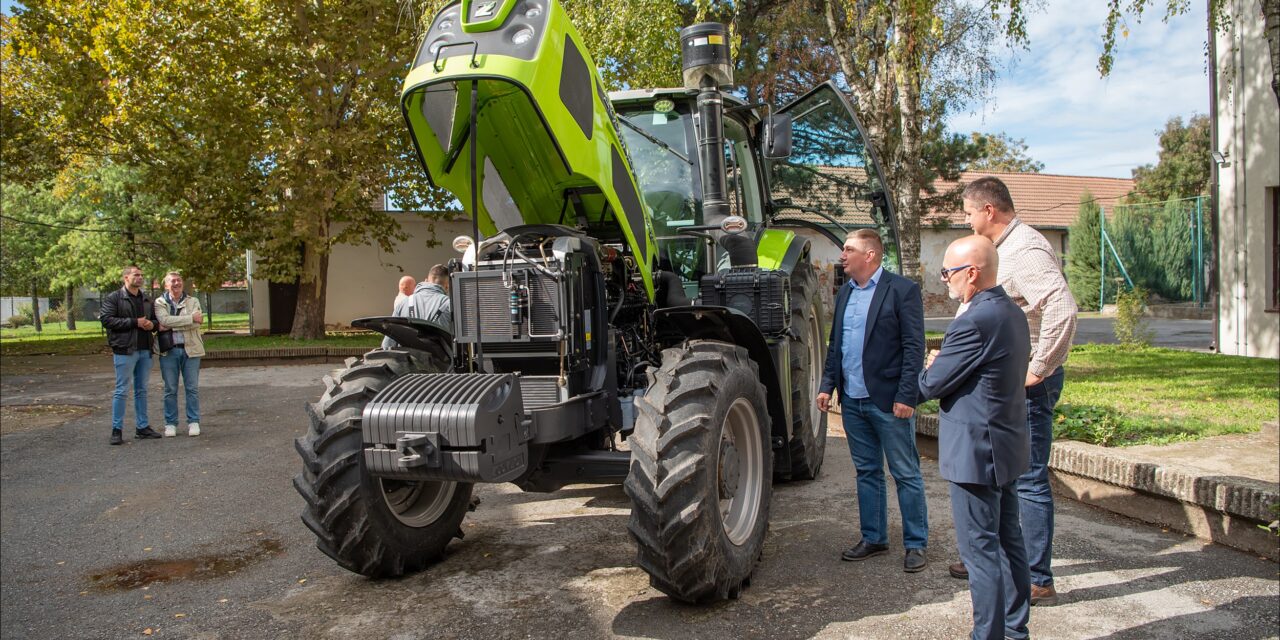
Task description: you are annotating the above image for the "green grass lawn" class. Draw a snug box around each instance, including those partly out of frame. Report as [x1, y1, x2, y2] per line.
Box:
[0, 322, 378, 356]
[921, 344, 1278, 447]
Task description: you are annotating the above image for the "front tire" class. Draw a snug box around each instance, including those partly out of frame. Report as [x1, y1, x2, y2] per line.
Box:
[624, 340, 772, 602]
[294, 349, 474, 577]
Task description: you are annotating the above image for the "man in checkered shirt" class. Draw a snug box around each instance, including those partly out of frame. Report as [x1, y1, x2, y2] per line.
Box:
[947, 176, 1078, 608]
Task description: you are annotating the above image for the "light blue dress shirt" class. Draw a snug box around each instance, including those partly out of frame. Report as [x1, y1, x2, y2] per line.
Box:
[841, 266, 883, 399]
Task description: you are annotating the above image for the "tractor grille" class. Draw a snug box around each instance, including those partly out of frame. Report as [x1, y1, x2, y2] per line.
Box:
[519, 375, 562, 408]
[455, 269, 563, 341]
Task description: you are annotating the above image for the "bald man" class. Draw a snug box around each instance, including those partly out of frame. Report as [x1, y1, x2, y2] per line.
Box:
[919, 236, 1032, 640]
[393, 275, 416, 309]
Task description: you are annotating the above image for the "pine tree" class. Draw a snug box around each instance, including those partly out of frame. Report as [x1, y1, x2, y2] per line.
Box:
[1066, 193, 1104, 311]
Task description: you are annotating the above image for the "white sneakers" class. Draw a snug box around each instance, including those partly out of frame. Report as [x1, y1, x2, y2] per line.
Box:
[188, 422, 201, 437]
[164, 423, 200, 436]
[164, 425, 177, 437]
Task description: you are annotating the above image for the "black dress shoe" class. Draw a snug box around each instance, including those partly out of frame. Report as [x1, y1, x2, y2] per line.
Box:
[841, 541, 889, 561]
[109, 430, 123, 446]
[904, 548, 927, 573]
[949, 561, 968, 579]
[134, 427, 162, 439]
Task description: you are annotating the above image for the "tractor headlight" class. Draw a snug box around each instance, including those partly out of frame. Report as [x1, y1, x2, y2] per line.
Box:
[452, 235, 475, 252]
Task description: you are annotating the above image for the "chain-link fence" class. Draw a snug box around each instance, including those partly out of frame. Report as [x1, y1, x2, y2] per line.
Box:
[1094, 196, 1209, 308]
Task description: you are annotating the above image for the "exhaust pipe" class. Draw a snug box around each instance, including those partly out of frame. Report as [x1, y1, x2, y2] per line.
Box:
[680, 23, 756, 267]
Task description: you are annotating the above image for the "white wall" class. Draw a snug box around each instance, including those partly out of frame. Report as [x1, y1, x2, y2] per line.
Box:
[248, 216, 473, 332]
[1216, 0, 1280, 358]
[0, 297, 51, 321]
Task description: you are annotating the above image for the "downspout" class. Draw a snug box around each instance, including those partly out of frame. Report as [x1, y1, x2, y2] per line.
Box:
[1208, 0, 1222, 352]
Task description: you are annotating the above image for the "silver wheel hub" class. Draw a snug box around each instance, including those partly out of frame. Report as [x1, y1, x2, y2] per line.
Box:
[808, 307, 823, 439]
[381, 479, 457, 528]
[719, 397, 763, 546]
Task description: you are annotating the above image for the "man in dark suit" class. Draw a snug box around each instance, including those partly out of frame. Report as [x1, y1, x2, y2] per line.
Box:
[817, 229, 927, 573]
[919, 235, 1032, 640]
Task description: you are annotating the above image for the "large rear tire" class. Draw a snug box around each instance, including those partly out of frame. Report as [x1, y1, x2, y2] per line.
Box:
[624, 340, 772, 602]
[786, 258, 828, 480]
[294, 349, 474, 577]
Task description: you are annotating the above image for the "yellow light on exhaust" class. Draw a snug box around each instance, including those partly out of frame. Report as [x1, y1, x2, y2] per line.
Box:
[452, 235, 475, 252]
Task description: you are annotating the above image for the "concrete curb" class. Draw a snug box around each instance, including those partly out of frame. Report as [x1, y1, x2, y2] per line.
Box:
[915, 414, 1279, 559]
[202, 347, 371, 365]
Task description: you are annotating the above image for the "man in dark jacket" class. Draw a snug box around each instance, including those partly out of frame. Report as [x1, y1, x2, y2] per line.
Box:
[816, 229, 928, 572]
[100, 265, 162, 445]
[919, 235, 1032, 640]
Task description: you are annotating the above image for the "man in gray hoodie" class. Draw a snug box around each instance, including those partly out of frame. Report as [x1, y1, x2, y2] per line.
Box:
[381, 264, 452, 349]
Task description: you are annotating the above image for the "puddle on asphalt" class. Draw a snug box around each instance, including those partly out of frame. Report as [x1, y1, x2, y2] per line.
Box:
[88, 538, 284, 591]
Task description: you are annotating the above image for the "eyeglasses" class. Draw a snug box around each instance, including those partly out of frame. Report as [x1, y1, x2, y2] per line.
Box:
[939, 264, 977, 281]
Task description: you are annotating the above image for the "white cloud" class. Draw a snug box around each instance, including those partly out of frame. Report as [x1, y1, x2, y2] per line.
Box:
[949, 0, 1210, 177]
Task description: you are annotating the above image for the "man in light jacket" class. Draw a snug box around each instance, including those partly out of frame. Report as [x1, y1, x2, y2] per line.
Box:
[155, 271, 205, 437]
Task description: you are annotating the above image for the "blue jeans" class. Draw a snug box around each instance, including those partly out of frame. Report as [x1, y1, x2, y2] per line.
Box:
[111, 350, 151, 432]
[159, 346, 201, 425]
[950, 480, 1030, 640]
[1018, 366, 1064, 587]
[840, 395, 929, 549]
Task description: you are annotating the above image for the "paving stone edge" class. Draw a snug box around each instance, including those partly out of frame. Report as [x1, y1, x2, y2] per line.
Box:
[915, 414, 1279, 523]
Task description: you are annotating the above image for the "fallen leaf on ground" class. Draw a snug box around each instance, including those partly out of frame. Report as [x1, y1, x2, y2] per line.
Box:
[174, 613, 186, 618]
[142, 629, 153, 636]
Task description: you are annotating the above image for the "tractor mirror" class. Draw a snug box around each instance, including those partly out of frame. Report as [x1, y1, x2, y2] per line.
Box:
[763, 114, 792, 159]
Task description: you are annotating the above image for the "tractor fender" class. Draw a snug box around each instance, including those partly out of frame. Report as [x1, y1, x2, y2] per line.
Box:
[777, 235, 812, 276]
[652, 306, 790, 449]
[352, 316, 453, 364]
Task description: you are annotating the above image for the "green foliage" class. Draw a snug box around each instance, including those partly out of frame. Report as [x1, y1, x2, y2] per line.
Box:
[1114, 286, 1153, 346]
[41, 307, 67, 324]
[965, 132, 1044, 173]
[1108, 198, 1208, 302]
[0, 182, 61, 297]
[1053, 403, 1124, 447]
[1065, 193, 1105, 311]
[1130, 115, 1211, 201]
[7, 305, 34, 329]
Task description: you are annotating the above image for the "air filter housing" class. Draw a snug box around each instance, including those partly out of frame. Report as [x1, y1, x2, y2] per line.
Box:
[680, 23, 732, 90]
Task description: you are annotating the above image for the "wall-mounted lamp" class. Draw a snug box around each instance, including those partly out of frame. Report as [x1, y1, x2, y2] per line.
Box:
[1211, 150, 1231, 167]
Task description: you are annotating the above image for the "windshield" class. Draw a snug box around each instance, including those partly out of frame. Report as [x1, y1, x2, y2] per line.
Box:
[616, 105, 696, 237]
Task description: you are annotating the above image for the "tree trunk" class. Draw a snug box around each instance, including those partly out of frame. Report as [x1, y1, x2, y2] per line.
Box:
[65, 286, 77, 331]
[890, 9, 924, 285]
[289, 240, 330, 340]
[30, 282, 43, 333]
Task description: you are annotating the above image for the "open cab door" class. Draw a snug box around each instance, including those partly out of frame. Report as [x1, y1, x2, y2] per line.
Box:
[768, 81, 901, 274]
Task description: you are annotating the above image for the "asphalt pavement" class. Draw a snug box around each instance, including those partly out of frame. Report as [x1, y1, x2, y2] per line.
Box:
[925, 316, 1215, 350]
[1, 362, 1276, 639]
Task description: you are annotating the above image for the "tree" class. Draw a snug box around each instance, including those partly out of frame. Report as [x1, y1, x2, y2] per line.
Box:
[1065, 192, 1104, 311]
[1099, 0, 1277, 107]
[44, 159, 175, 292]
[0, 182, 62, 330]
[966, 132, 1044, 173]
[821, 0, 1024, 282]
[1130, 115, 1211, 201]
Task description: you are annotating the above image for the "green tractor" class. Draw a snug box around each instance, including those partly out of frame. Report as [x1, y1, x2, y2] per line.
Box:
[294, 0, 900, 603]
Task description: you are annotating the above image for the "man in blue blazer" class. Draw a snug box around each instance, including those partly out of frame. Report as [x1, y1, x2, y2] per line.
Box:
[919, 235, 1032, 640]
[817, 229, 927, 573]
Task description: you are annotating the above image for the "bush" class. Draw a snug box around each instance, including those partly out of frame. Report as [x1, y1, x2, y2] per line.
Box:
[6, 304, 34, 329]
[1113, 286, 1153, 346]
[42, 307, 67, 324]
[1054, 404, 1124, 446]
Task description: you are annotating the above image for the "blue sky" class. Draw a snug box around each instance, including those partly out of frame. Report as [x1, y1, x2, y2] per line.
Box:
[949, 1, 1211, 179]
[3, 0, 1208, 180]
